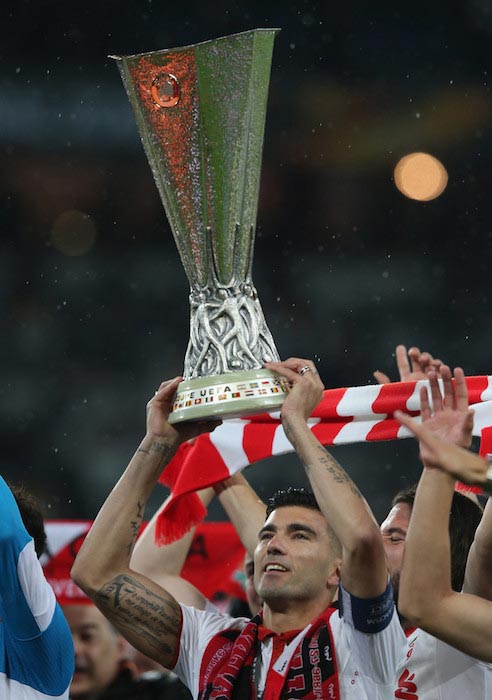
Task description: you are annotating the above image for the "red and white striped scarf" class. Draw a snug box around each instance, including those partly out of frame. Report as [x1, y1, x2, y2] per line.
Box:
[157, 376, 492, 543]
[198, 608, 339, 700]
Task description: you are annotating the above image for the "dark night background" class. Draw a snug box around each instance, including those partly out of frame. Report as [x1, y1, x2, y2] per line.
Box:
[1, 0, 491, 523]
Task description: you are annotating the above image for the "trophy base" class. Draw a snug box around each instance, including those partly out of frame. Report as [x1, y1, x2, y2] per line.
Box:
[168, 369, 290, 424]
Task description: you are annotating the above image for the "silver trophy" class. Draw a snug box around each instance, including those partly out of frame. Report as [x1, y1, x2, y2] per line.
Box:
[114, 29, 289, 421]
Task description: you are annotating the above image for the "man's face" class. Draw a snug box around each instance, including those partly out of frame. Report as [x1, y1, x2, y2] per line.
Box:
[63, 604, 124, 699]
[380, 502, 412, 604]
[254, 505, 337, 606]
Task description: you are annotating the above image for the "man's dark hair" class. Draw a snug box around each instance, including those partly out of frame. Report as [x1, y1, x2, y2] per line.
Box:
[9, 482, 47, 558]
[392, 484, 483, 592]
[266, 487, 321, 518]
[266, 487, 342, 559]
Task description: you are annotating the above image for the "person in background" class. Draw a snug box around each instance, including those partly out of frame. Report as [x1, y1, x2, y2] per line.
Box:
[376, 346, 491, 695]
[0, 476, 74, 698]
[65, 599, 191, 699]
[395, 366, 492, 667]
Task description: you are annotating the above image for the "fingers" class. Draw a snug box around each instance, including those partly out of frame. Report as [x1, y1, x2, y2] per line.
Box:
[453, 367, 469, 413]
[428, 367, 445, 412]
[408, 346, 422, 376]
[373, 370, 390, 385]
[148, 377, 183, 406]
[394, 409, 421, 437]
[396, 345, 411, 379]
[408, 346, 442, 378]
[266, 357, 318, 374]
[422, 365, 468, 417]
[463, 409, 475, 447]
[395, 409, 441, 455]
[439, 364, 454, 410]
[264, 358, 323, 387]
[420, 385, 432, 422]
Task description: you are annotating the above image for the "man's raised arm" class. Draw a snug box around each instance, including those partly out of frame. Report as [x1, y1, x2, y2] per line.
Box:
[265, 357, 388, 599]
[71, 377, 219, 669]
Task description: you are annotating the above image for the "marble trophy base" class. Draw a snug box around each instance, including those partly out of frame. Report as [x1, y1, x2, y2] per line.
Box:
[168, 369, 290, 424]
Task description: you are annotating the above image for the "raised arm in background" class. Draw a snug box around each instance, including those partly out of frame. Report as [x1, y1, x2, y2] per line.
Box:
[374, 344, 443, 384]
[130, 472, 267, 611]
[213, 473, 267, 557]
[265, 357, 388, 599]
[71, 378, 219, 670]
[397, 366, 492, 662]
[396, 390, 492, 602]
[130, 488, 214, 610]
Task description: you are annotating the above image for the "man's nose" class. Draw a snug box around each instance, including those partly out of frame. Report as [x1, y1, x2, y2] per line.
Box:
[72, 636, 82, 656]
[266, 534, 287, 554]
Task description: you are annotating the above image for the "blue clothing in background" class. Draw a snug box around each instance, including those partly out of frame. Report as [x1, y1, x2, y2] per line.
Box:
[0, 475, 74, 698]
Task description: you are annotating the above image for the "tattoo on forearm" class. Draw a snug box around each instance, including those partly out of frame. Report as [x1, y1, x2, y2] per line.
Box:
[284, 423, 361, 496]
[126, 500, 145, 556]
[283, 424, 298, 449]
[95, 574, 181, 659]
[306, 445, 362, 497]
[137, 441, 175, 467]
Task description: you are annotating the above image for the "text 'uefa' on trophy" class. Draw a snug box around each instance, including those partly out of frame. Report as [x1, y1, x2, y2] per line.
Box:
[113, 29, 290, 422]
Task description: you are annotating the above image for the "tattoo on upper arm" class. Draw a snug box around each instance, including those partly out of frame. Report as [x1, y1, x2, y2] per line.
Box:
[95, 574, 181, 659]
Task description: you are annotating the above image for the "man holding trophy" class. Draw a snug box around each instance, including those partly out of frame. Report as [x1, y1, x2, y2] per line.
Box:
[72, 358, 405, 699]
[72, 31, 406, 698]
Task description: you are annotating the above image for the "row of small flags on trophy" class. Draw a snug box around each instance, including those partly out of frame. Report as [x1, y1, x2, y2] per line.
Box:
[156, 375, 492, 545]
[174, 378, 283, 409]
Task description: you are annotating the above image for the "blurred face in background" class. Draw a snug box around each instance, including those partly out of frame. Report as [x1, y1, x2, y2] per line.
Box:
[380, 502, 411, 606]
[63, 604, 125, 699]
[244, 552, 262, 615]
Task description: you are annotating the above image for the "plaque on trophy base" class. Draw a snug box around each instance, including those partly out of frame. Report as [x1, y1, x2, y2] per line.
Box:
[114, 29, 290, 422]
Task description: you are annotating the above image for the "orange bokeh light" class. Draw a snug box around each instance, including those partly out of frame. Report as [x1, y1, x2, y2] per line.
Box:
[394, 152, 448, 201]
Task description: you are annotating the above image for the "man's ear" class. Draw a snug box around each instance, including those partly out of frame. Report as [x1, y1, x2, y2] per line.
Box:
[327, 558, 342, 588]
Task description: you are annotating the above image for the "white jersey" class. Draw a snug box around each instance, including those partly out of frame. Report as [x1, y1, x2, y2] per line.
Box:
[394, 627, 492, 699]
[174, 581, 406, 700]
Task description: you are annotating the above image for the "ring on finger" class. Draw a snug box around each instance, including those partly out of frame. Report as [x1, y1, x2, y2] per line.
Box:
[299, 365, 312, 376]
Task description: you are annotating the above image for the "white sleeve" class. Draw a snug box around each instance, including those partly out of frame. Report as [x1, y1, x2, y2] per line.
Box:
[342, 604, 406, 684]
[338, 579, 407, 684]
[173, 604, 248, 697]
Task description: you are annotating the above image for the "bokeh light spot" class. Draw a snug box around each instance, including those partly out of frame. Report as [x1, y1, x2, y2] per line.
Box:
[394, 152, 448, 201]
[50, 210, 97, 256]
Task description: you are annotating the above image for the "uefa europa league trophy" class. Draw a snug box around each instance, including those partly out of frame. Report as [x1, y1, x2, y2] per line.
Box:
[114, 29, 290, 422]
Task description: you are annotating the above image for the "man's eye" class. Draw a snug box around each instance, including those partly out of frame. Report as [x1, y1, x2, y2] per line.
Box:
[390, 536, 404, 543]
[293, 532, 308, 539]
[259, 532, 273, 541]
[81, 633, 96, 643]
